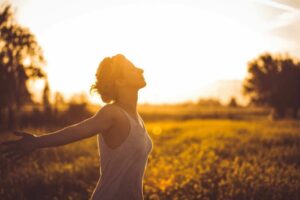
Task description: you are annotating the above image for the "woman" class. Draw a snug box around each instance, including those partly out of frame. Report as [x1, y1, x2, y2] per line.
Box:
[1, 54, 153, 200]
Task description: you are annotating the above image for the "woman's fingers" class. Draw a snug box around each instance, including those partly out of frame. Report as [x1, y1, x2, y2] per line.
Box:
[0, 142, 17, 154]
[0, 140, 26, 159]
[3, 148, 28, 161]
[1, 131, 36, 162]
[2, 144, 20, 156]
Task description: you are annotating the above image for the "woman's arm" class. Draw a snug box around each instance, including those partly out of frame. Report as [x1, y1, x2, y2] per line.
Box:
[1, 104, 115, 161]
[35, 104, 115, 149]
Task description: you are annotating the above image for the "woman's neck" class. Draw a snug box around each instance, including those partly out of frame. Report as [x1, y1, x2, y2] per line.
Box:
[115, 89, 138, 114]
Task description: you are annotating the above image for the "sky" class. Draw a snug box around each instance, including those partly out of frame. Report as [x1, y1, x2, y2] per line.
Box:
[4, 0, 300, 104]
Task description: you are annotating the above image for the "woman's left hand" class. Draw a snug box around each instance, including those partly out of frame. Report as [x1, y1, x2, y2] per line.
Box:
[0, 131, 38, 161]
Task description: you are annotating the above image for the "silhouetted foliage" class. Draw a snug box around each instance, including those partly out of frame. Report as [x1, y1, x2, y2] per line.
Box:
[228, 97, 238, 107]
[197, 98, 222, 107]
[243, 53, 300, 119]
[0, 3, 45, 129]
[17, 93, 94, 129]
[64, 93, 92, 123]
[52, 92, 65, 117]
[42, 80, 52, 115]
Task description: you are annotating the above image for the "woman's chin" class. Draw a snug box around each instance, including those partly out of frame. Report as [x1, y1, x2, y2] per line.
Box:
[142, 80, 147, 86]
[139, 81, 147, 89]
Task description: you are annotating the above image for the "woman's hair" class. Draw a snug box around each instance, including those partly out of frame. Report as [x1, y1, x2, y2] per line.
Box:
[90, 54, 127, 103]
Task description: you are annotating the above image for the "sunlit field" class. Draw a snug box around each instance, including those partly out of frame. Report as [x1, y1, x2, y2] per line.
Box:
[1, 114, 299, 200]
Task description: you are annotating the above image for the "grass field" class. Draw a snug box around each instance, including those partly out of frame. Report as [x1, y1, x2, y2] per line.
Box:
[1, 118, 300, 200]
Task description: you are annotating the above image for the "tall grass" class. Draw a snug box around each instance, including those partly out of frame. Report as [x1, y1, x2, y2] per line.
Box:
[0, 119, 299, 200]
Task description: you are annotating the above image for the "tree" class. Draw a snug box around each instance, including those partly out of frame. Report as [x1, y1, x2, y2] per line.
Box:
[0, 4, 45, 128]
[53, 92, 65, 114]
[243, 53, 300, 119]
[42, 80, 51, 114]
[228, 97, 238, 107]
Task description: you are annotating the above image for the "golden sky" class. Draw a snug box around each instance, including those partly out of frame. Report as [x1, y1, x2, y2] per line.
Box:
[7, 0, 300, 104]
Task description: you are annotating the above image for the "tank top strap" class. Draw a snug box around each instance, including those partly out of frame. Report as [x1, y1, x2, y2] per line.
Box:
[115, 105, 134, 123]
[114, 104, 143, 129]
[137, 114, 146, 130]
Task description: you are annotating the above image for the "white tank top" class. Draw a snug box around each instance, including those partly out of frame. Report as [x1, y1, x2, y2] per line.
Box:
[90, 106, 153, 200]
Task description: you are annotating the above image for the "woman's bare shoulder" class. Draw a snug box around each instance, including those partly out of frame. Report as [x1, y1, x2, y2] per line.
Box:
[96, 103, 122, 119]
[93, 104, 125, 134]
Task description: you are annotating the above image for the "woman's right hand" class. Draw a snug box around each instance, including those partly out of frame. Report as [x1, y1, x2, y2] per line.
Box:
[0, 131, 38, 161]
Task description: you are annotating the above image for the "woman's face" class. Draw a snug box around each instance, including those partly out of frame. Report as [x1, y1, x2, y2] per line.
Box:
[117, 58, 146, 89]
